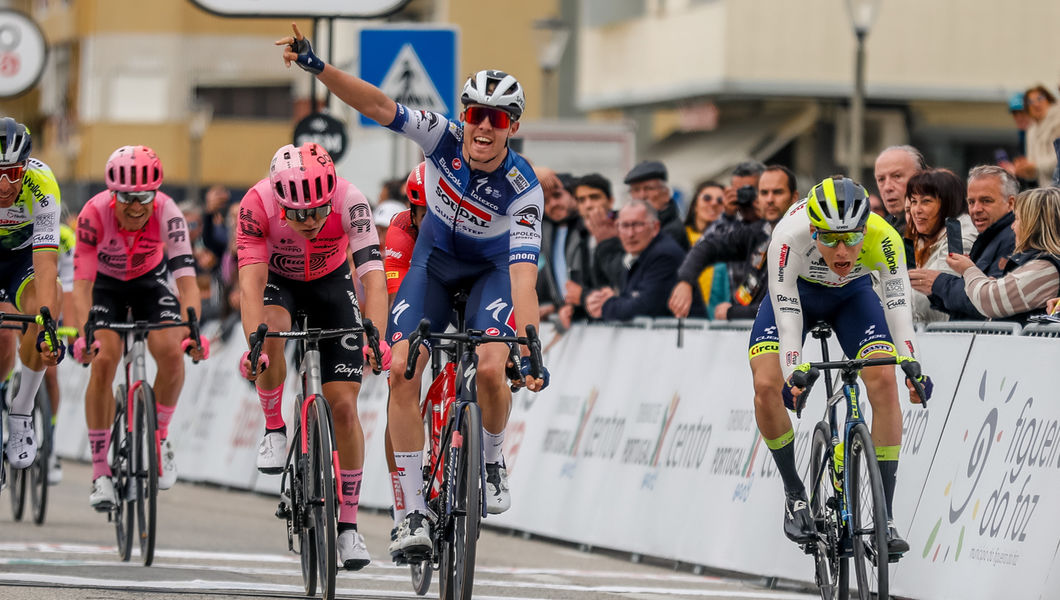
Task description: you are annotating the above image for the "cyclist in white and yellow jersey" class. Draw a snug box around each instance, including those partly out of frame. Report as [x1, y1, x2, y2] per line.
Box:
[748, 176, 932, 559]
[0, 117, 64, 471]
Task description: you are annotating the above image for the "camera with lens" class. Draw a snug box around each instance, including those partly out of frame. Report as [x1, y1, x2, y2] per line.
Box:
[736, 185, 757, 206]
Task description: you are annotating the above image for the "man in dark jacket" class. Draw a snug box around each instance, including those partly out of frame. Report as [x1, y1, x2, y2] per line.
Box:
[917, 165, 1017, 319]
[668, 166, 798, 321]
[624, 160, 688, 250]
[536, 169, 592, 322]
[586, 200, 703, 321]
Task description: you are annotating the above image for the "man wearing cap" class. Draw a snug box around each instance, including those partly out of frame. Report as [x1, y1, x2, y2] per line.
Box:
[624, 160, 688, 251]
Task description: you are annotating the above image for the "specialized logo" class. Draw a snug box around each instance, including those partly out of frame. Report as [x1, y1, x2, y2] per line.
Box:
[392, 299, 411, 323]
[506, 167, 530, 193]
[464, 363, 477, 394]
[514, 205, 540, 228]
[486, 298, 508, 322]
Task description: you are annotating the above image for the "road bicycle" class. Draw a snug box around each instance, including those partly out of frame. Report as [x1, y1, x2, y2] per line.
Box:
[402, 314, 543, 600]
[83, 307, 203, 566]
[792, 322, 926, 600]
[248, 314, 381, 600]
[0, 307, 68, 525]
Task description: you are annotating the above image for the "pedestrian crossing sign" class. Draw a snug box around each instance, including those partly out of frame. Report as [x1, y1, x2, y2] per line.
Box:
[359, 26, 459, 127]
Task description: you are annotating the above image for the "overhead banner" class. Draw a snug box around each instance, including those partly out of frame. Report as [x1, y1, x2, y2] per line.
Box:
[189, 0, 409, 18]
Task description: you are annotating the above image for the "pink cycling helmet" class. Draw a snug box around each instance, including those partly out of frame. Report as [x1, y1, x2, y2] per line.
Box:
[105, 145, 163, 192]
[269, 142, 337, 209]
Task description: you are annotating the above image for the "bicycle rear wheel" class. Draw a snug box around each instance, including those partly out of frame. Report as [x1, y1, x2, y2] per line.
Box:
[307, 396, 337, 600]
[439, 403, 482, 600]
[133, 383, 159, 566]
[111, 384, 133, 562]
[29, 388, 51, 525]
[808, 422, 847, 600]
[848, 423, 888, 600]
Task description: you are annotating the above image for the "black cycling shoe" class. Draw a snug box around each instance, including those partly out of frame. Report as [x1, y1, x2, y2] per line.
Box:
[783, 490, 815, 544]
[885, 521, 909, 560]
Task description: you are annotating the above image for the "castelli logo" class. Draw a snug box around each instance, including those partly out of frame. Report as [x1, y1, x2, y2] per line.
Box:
[452, 157, 462, 170]
[485, 327, 500, 336]
[392, 332, 403, 342]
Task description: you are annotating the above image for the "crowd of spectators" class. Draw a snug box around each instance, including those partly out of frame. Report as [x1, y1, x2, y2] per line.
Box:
[532, 83, 1060, 328]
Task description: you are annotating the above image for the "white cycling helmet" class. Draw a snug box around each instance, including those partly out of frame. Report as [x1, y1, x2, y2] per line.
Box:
[0, 118, 32, 166]
[460, 70, 525, 119]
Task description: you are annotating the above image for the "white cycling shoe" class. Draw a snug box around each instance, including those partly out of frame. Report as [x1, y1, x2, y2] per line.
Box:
[48, 453, 62, 485]
[90, 476, 117, 512]
[338, 530, 371, 571]
[485, 462, 511, 514]
[158, 439, 178, 490]
[256, 431, 286, 474]
[397, 511, 432, 557]
[5, 414, 37, 469]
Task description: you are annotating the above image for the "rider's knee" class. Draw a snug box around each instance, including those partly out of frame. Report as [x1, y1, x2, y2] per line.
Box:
[476, 355, 506, 388]
[330, 396, 360, 432]
[861, 363, 897, 392]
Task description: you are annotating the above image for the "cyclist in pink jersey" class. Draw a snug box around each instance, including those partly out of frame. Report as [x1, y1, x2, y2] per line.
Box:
[71, 145, 208, 510]
[236, 142, 389, 571]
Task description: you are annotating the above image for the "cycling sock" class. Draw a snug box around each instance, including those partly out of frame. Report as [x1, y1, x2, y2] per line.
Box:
[765, 430, 805, 496]
[876, 446, 900, 519]
[483, 428, 505, 464]
[256, 383, 285, 430]
[155, 402, 176, 440]
[339, 469, 362, 527]
[391, 471, 407, 526]
[394, 451, 426, 514]
[89, 429, 112, 479]
[11, 365, 45, 415]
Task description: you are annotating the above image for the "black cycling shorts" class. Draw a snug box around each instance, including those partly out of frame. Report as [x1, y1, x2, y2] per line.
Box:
[263, 262, 364, 384]
[0, 247, 35, 310]
[92, 263, 182, 324]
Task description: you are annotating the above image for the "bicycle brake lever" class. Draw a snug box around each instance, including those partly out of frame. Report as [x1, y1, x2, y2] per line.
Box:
[794, 367, 820, 419]
[899, 360, 928, 409]
[186, 307, 202, 364]
[505, 344, 522, 392]
[363, 318, 382, 375]
[403, 319, 431, 381]
[248, 323, 268, 377]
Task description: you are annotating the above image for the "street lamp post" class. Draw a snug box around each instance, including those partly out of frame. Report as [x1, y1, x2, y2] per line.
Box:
[533, 17, 570, 119]
[845, 0, 879, 181]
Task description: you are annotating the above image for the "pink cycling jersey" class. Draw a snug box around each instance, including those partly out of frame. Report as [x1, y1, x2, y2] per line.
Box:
[236, 177, 383, 281]
[74, 190, 196, 282]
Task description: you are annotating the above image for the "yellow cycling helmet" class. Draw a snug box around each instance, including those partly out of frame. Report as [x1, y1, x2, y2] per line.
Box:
[805, 176, 870, 232]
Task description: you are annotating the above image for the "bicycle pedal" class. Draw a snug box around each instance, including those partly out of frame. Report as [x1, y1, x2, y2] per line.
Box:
[275, 502, 291, 520]
[887, 551, 904, 564]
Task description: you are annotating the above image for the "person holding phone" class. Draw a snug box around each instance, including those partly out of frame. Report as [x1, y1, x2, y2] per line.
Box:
[904, 168, 977, 323]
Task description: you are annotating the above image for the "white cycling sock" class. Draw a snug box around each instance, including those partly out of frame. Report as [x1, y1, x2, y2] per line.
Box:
[483, 428, 505, 464]
[11, 365, 45, 415]
[394, 451, 426, 514]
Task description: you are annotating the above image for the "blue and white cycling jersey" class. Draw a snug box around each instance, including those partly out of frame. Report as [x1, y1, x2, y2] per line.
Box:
[386, 103, 543, 265]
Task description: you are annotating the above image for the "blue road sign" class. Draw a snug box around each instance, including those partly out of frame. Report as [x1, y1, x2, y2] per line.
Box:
[359, 27, 459, 127]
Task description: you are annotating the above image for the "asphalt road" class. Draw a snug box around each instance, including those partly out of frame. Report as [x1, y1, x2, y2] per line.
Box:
[0, 461, 817, 600]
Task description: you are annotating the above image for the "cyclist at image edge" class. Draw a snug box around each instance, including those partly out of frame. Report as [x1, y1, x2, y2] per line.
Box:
[236, 142, 389, 571]
[0, 117, 65, 472]
[72, 145, 208, 510]
[275, 23, 549, 556]
[749, 176, 932, 557]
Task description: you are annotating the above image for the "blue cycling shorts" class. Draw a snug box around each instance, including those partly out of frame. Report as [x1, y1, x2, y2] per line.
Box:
[386, 239, 515, 346]
[748, 276, 897, 363]
[0, 248, 35, 311]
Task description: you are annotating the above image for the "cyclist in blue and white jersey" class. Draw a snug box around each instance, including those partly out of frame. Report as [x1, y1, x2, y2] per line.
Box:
[278, 24, 550, 556]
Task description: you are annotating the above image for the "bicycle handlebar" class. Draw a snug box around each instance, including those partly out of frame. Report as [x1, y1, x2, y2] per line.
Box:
[402, 319, 545, 386]
[793, 356, 928, 418]
[83, 307, 202, 367]
[246, 321, 379, 378]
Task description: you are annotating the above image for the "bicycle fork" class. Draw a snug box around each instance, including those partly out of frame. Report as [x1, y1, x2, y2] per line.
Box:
[297, 348, 343, 508]
[451, 350, 487, 520]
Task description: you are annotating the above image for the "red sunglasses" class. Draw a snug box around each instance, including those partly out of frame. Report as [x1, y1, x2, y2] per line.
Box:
[0, 163, 26, 184]
[463, 105, 512, 129]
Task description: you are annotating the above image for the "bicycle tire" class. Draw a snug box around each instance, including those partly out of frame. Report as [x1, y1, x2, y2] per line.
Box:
[308, 396, 337, 600]
[6, 372, 26, 521]
[808, 421, 847, 600]
[290, 404, 318, 597]
[111, 384, 133, 563]
[29, 388, 50, 525]
[848, 423, 888, 600]
[410, 553, 433, 595]
[134, 383, 159, 567]
[439, 402, 482, 600]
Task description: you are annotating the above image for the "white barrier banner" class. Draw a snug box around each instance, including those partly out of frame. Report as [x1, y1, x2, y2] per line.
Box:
[894, 335, 1060, 600]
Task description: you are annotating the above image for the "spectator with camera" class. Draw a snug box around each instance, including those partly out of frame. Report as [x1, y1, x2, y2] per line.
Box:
[586, 199, 699, 321]
[710, 161, 766, 235]
[624, 160, 688, 250]
[946, 186, 1060, 323]
[916, 166, 1017, 320]
[572, 173, 625, 294]
[669, 165, 798, 321]
[905, 168, 978, 323]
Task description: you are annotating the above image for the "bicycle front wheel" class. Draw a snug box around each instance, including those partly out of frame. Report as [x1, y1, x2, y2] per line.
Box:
[133, 383, 159, 567]
[29, 387, 51, 525]
[307, 396, 337, 600]
[848, 423, 888, 600]
[111, 384, 133, 562]
[808, 421, 847, 600]
[439, 402, 482, 600]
